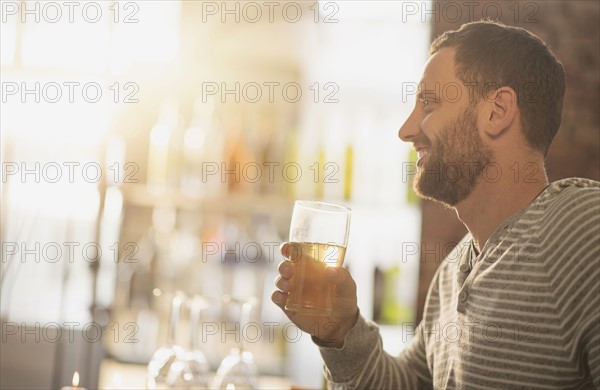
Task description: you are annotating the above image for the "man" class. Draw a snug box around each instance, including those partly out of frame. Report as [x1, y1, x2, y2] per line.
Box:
[272, 21, 600, 388]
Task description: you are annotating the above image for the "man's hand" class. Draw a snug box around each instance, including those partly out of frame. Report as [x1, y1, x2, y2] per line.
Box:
[271, 242, 359, 348]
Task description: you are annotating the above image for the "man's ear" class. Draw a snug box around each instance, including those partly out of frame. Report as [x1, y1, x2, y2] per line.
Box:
[481, 86, 518, 137]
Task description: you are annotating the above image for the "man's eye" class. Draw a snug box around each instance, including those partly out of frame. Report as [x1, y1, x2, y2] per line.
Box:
[420, 98, 430, 109]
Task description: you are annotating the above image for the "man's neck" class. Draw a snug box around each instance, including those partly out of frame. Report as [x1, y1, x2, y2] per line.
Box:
[455, 158, 549, 252]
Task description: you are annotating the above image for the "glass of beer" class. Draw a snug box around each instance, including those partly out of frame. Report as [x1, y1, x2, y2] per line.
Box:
[285, 200, 351, 316]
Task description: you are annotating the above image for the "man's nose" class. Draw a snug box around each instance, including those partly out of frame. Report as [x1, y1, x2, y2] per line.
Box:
[398, 108, 421, 142]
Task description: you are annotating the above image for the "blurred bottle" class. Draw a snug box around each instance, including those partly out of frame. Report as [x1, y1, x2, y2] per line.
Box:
[315, 143, 325, 200]
[373, 264, 414, 325]
[219, 217, 260, 304]
[343, 142, 353, 201]
[260, 112, 287, 196]
[373, 266, 384, 323]
[380, 266, 401, 325]
[223, 108, 253, 194]
[148, 98, 181, 189]
[243, 110, 272, 195]
[321, 108, 346, 201]
[283, 125, 298, 199]
[105, 134, 126, 187]
[180, 97, 225, 197]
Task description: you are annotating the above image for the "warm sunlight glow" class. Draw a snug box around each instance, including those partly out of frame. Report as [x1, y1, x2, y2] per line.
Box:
[20, 2, 110, 72]
[109, 1, 181, 73]
[72, 371, 80, 387]
[111, 372, 122, 388]
[5, 1, 180, 73]
[0, 10, 17, 66]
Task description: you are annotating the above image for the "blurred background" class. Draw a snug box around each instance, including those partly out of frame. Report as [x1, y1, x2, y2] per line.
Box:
[1, 0, 598, 389]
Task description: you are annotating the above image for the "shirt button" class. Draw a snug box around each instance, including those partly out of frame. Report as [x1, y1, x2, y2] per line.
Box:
[459, 291, 468, 302]
[459, 263, 470, 273]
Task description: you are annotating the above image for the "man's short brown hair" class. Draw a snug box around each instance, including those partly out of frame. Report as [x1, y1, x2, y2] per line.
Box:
[431, 20, 566, 155]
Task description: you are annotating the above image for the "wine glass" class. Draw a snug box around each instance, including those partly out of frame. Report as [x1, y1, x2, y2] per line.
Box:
[166, 295, 211, 389]
[147, 291, 186, 389]
[212, 296, 259, 390]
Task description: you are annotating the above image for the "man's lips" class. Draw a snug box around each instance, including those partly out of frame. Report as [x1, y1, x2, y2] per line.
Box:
[415, 146, 429, 166]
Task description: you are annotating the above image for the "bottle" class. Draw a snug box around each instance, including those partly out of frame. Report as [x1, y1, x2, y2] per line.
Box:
[315, 143, 325, 200]
[380, 266, 401, 325]
[180, 97, 225, 197]
[283, 125, 298, 199]
[223, 108, 252, 194]
[148, 98, 180, 189]
[343, 143, 353, 201]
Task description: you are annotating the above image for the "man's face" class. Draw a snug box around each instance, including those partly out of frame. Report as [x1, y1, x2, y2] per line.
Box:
[399, 48, 494, 207]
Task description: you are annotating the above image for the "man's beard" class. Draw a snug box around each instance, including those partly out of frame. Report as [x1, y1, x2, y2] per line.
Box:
[414, 106, 494, 207]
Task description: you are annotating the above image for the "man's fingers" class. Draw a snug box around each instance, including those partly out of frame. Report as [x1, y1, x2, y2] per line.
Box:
[271, 290, 287, 307]
[280, 242, 291, 258]
[277, 259, 294, 279]
[275, 275, 292, 292]
[271, 290, 299, 321]
[280, 242, 303, 262]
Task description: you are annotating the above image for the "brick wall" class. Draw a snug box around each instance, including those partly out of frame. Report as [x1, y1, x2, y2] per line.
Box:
[417, 0, 600, 321]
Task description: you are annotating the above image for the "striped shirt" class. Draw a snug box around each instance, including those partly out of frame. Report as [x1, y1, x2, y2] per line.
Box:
[319, 178, 600, 389]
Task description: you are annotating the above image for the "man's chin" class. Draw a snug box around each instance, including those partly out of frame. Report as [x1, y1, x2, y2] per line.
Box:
[414, 174, 466, 208]
[415, 187, 459, 208]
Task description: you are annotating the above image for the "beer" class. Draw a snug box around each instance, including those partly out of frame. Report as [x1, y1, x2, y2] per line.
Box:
[285, 242, 347, 315]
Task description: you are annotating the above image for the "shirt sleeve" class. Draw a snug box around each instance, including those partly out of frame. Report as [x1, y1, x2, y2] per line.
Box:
[316, 313, 432, 389]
